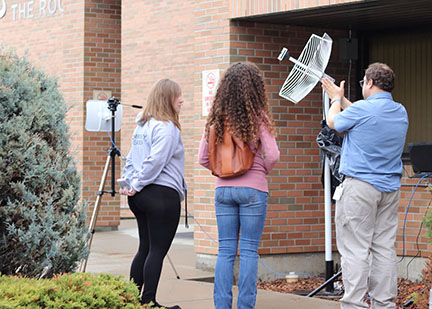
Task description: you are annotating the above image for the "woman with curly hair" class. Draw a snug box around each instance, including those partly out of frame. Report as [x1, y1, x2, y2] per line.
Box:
[198, 62, 279, 309]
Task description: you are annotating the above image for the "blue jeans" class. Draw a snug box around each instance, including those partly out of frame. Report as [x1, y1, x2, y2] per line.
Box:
[213, 187, 268, 309]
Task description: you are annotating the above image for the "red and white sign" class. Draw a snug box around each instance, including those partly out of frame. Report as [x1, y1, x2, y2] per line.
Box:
[93, 90, 112, 101]
[202, 69, 220, 116]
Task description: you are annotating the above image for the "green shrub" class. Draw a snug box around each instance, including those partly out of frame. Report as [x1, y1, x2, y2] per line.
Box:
[423, 185, 432, 241]
[0, 50, 88, 277]
[0, 272, 142, 308]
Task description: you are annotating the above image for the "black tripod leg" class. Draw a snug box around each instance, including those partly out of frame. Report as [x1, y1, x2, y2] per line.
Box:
[166, 253, 181, 279]
[307, 270, 342, 297]
[79, 154, 111, 272]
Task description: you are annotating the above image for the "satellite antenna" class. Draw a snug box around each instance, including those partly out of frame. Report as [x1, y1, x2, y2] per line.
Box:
[277, 33, 340, 295]
[278, 33, 334, 103]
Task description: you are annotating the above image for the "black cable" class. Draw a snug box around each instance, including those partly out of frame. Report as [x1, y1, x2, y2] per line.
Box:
[399, 174, 429, 263]
[406, 198, 432, 279]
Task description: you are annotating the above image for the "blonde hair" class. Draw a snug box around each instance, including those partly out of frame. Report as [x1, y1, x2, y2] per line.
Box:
[139, 79, 182, 129]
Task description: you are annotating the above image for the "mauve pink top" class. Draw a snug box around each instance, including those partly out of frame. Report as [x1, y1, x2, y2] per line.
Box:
[198, 123, 280, 193]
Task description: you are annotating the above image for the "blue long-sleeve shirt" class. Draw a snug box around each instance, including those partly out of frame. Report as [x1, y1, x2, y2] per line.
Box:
[334, 92, 408, 192]
[122, 115, 185, 200]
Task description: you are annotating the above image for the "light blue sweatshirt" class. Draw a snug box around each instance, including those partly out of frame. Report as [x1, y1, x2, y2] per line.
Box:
[122, 114, 185, 201]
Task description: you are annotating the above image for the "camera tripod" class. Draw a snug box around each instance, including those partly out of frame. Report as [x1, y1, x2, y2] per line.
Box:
[79, 98, 181, 279]
[79, 97, 124, 272]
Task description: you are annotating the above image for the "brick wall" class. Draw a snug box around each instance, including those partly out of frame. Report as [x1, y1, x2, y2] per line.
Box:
[192, 0, 232, 255]
[399, 171, 432, 258]
[82, 0, 121, 228]
[121, 0, 196, 216]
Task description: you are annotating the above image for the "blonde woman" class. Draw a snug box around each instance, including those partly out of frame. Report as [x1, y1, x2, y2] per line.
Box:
[120, 79, 184, 309]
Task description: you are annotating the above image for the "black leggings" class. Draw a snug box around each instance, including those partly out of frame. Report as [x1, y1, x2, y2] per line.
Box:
[128, 184, 180, 303]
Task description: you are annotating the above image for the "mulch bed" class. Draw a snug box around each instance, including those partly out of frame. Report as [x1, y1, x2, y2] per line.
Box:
[257, 277, 427, 308]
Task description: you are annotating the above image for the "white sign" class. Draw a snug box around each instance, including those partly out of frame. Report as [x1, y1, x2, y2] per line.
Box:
[0, 0, 64, 21]
[202, 69, 220, 117]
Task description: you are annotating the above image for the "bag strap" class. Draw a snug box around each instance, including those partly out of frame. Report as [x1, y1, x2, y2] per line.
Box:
[182, 178, 188, 228]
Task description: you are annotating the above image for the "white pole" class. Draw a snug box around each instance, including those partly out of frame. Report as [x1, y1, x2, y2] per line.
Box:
[323, 88, 334, 291]
[323, 89, 332, 260]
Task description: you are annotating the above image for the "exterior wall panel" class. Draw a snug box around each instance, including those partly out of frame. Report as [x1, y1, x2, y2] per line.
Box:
[368, 30, 432, 144]
[230, 0, 363, 18]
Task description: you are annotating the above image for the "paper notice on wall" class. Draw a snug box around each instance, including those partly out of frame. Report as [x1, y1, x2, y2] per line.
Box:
[93, 90, 112, 101]
[202, 69, 220, 116]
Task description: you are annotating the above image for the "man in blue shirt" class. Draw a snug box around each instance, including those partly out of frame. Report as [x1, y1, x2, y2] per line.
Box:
[322, 63, 408, 309]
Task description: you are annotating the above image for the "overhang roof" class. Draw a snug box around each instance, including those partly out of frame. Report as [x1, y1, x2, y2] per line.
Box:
[232, 0, 432, 31]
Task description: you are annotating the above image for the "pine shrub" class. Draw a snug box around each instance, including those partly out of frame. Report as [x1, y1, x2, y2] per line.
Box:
[0, 50, 89, 277]
[0, 272, 141, 308]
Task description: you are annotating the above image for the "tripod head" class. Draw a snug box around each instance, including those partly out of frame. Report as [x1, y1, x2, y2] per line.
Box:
[108, 97, 143, 111]
[107, 97, 121, 112]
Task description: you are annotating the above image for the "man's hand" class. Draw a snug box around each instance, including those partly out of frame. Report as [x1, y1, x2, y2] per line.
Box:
[321, 78, 345, 100]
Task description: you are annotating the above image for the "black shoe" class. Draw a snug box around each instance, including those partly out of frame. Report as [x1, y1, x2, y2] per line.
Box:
[144, 300, 181, 309]
[155, 302, 181, 309]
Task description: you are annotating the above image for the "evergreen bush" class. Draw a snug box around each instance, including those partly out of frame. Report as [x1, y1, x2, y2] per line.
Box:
[0, 50, 89, 277]
[0, 272, 141, 308]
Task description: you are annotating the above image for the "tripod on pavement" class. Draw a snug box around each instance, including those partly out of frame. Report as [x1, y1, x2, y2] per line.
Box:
[80, 97, 125, 272]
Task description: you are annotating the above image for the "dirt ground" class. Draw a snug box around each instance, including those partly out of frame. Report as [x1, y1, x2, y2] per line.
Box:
[257, 277, 428, 308]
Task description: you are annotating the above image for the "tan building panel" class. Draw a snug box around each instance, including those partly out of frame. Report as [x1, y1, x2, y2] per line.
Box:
[368, 30, 432, 145]
[229, 0, 364, 18]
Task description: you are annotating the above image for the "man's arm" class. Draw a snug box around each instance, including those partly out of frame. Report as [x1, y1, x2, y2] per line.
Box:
[321, 78, 352, 129]
[327, 101, 341, 130]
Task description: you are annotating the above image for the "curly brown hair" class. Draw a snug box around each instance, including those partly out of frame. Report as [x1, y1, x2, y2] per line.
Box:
[205, 62, 276, 144]
[365, 62, 395, 92]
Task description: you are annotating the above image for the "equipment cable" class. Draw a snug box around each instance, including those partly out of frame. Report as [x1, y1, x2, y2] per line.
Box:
[108, 132, 127, 160]
[398, 174, 429, 263]
[406, 198, 431, 279]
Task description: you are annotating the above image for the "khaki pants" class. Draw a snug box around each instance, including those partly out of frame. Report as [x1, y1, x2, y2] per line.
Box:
[335, 177, 400, 309]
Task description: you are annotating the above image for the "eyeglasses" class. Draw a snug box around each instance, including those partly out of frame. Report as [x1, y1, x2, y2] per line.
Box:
[359, 79, 373, 87]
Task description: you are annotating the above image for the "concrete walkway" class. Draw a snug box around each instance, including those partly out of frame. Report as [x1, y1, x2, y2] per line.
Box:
[86, 219, 340, 309]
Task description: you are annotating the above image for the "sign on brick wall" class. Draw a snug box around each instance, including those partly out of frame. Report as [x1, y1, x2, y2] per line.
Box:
[93, 90, 112, 101]
[0, 0, 64, 21]
[202, 69, 220, 116]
